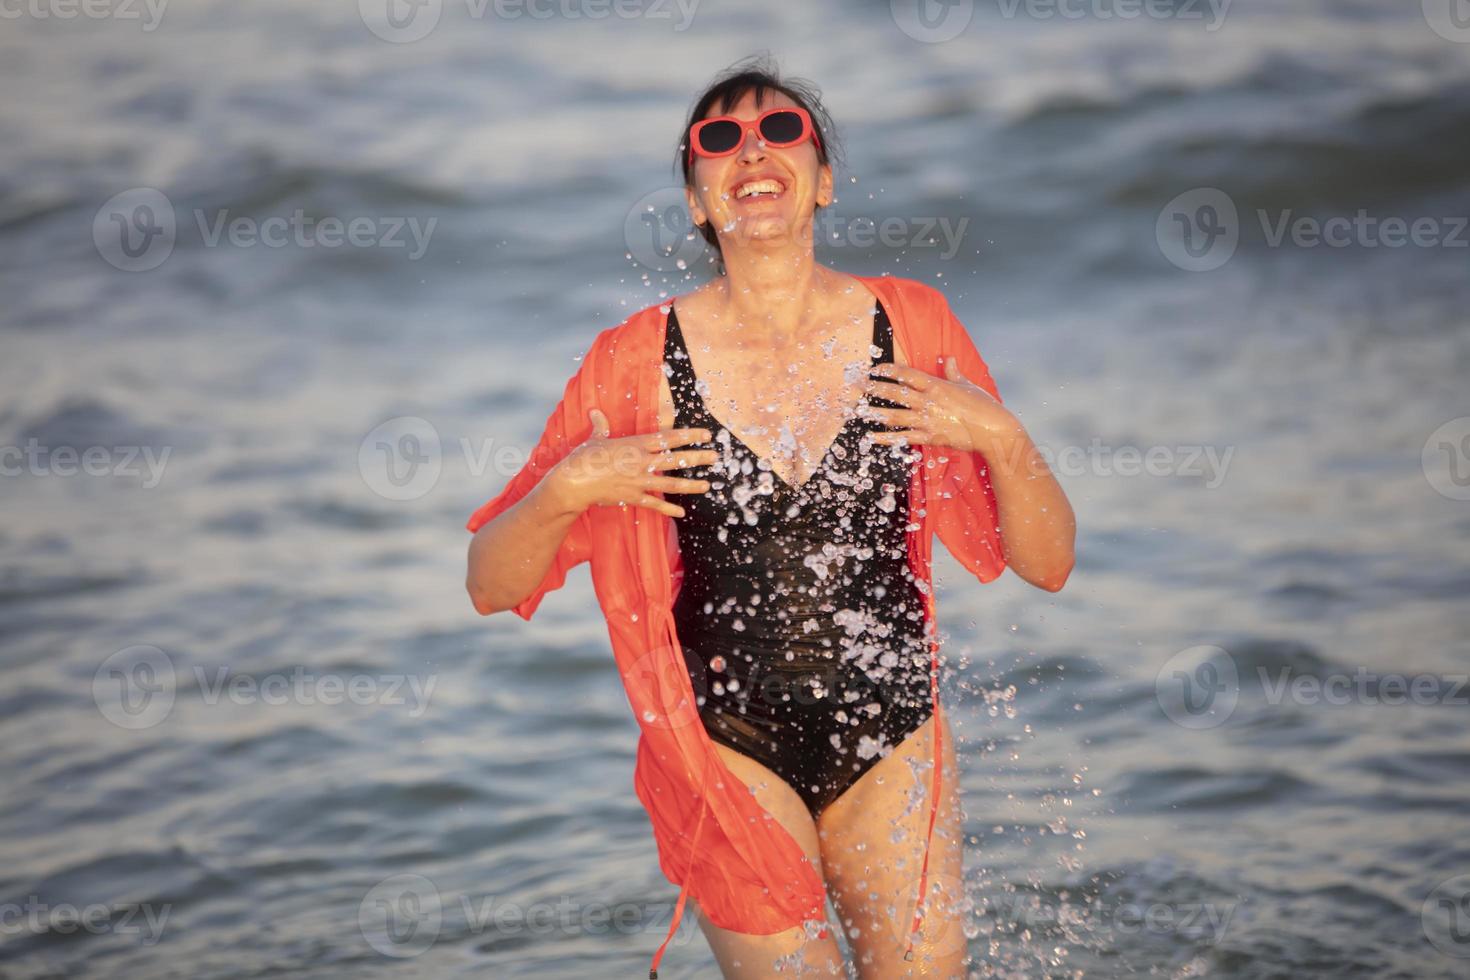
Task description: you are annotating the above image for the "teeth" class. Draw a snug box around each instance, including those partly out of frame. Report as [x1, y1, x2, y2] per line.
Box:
[735, 179, 784, 199]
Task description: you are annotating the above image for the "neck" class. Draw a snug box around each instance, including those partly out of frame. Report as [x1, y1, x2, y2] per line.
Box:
[713, 241, 826, 344]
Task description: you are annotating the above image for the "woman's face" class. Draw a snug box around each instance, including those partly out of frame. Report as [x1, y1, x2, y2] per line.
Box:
[685, 89, 833, 255]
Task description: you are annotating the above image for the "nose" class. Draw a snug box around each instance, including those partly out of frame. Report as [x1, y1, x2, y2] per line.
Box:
[736, 124, 767, 163]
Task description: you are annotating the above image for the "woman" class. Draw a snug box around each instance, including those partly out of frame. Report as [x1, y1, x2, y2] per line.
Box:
[466, 60, 1076, 979]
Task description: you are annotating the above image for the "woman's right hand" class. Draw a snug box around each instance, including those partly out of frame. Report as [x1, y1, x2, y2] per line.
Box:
[546, 408, 716, 519]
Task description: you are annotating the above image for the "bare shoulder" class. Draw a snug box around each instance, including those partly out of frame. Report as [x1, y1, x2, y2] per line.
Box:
[825, 268, 922, 366]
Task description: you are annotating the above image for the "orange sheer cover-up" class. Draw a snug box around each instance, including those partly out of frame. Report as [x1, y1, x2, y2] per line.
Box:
[466, 275, 1007, 977]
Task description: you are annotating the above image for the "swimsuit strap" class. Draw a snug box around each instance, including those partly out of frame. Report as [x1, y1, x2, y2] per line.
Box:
[873, 299, 894, 364]
[663, 307, 712, 431]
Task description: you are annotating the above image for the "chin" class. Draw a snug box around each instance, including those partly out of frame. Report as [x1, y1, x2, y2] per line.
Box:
[730, 213, 799, 245]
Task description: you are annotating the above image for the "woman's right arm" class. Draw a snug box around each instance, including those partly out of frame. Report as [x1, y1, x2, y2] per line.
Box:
[465, 407, 715, 617]
[465, 468, 585, 617]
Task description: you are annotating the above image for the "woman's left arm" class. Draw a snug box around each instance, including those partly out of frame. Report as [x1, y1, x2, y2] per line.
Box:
[864, 356, 1077, 592]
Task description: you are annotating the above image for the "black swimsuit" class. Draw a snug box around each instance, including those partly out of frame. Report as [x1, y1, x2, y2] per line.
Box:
[663, 299, 934, 818]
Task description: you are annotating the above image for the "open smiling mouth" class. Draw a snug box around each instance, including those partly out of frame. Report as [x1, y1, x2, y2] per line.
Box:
[732, 178, 787, 202]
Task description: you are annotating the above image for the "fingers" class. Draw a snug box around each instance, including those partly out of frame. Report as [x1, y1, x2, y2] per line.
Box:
[868, 362, 935, 391]
[858, 403, 923, 429]
[635, 493, 687, 519]
[648, 474, 712, 495]
[646, 448, 721, 472]
[642, 427, 713, 451]
[588, 416, 712, 452]
[867, 428, 930, 447]
[862, 373, 915, 407]
[588, 407, 610, 438]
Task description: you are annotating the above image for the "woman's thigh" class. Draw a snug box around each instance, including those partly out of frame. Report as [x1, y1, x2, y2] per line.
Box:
[691, 740, 849, 978]
[815, 712, 968, 979]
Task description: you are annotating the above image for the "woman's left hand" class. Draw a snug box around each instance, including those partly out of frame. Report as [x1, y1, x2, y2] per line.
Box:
[860, 356, 1024, 456]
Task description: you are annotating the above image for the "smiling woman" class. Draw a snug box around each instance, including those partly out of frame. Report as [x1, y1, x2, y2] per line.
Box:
[464, 55, 1076, 979]
[675, 60, 842, 269]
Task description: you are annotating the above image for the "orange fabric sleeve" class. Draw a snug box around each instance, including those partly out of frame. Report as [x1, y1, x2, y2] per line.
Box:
[465, 331, 611, 620]
[934, 295, 1009, 583]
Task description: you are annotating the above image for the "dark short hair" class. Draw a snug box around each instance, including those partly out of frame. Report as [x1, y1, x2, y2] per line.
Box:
[674, 55, 842, 259]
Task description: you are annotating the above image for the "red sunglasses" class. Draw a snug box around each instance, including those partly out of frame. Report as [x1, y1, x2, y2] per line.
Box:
[687, 107, 822, 166]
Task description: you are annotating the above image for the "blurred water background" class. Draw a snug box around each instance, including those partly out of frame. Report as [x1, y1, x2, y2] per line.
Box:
[2, 0, 1469, 976]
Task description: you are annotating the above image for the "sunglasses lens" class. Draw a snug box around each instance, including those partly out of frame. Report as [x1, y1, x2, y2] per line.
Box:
[696, 120, 743, 155]
[759, 111, 806, 145]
